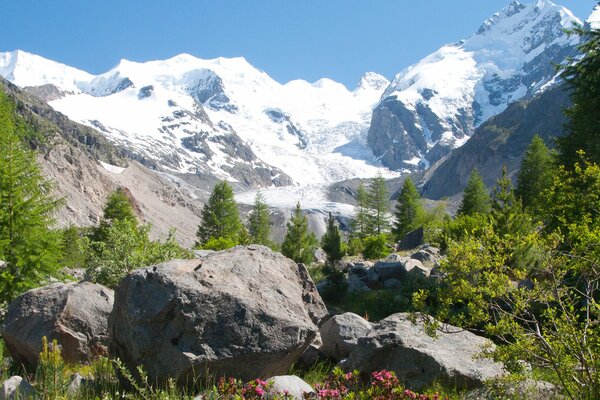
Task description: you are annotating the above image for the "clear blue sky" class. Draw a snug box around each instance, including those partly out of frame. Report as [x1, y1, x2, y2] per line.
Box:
[1, 1, 595, 88]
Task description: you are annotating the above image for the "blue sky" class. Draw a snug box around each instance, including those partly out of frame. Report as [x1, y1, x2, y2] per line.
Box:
[1, 1, 594, 88]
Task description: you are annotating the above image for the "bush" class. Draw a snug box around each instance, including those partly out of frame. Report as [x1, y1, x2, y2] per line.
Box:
[362, 234, 391, 260]
[199, 236, 238, 251]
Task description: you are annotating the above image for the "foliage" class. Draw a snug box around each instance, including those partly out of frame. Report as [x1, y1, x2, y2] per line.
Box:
[350, 183, 371, 239]
[392, 177, 425, 240]
[199, 236, 239, 251]
[457, 169, 491, 216]
[367, 174, 391, 235]
[35, 336, 71, 399]
[345, 237, 364, 257]
[490, 167, 532, 238]
[321, 212, 344, 268]
[0, 90, 63, 306]
[281, 202, 318, 264]
[362, 234, 391, 260]
[196, 181, 242, 247]
[58, 225, 86, 269]
[85, 221, 190, 289]
[557, 27, 600, 167]
[515, 135, 555, 212]
[247, 191, 271, 246]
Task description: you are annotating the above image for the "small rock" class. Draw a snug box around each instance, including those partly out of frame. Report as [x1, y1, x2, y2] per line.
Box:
[0, 376, 34, 400]
[404, 259, 431, 278]
[267, 375, 314, 399]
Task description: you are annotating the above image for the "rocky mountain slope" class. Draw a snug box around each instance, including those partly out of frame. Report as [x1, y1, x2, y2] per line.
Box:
[367, 0, 580, 172]
[421, 83, 570, 200]
[0, 51, 394, 187]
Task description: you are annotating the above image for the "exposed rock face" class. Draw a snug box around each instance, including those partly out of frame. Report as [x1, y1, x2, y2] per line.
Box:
[1, 282, 114, 370]
[109, 246, 328, 384]
[319, 313, 372, 361]
[344, 313, 504, 390]
[421, 84, 570, 200]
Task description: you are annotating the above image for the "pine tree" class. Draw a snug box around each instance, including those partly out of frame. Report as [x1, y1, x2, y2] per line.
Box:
[321, 212, 343, 268]
[196, 181, 241, 247]
[392, 177, 425, 240]
[458, 169, 492, 216]
[0, 90, 62, 304]
[350, 183, 370, 239]
[367, 174, 390, 235]
[557, 28, 600, 167]
[281, 202, 317, 264]
[93, 188, 138, 242]
[491, 167, 531, 237]
[247, 191, 271, 245]
[516, 135, 554, 211]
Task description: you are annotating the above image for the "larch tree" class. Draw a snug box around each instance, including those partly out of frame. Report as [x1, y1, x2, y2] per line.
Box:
[458, 169, 491, 216]
[392, 177, 425, 240]
[196, 181, 242, 247]
[247, 191, 271, 246]
[516, 135, 554, 211]
[281, 202, 317, 264]
[367, 174, 390, 235]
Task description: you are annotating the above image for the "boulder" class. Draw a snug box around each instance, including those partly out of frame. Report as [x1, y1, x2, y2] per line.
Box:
[0, 376, 34, 400]
[346, 274, 370, 294]
[109, 245, 328, 385]
[404, 259, 431, 278]
[397, 227, 424, 251]
[383, 278, 402, 289]
[1, 282, 114, 370]
[344, 313, 504, 390]
[373, 257, 410, 280]
[320, 313, 372, 361]
[266, 375, 314, 399]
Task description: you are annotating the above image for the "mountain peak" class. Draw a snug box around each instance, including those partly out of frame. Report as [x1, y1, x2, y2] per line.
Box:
[355, 72, 389, 91]
[587, 3, 600, 29]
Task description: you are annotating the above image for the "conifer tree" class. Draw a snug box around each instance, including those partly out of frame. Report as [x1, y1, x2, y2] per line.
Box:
[247, 191, 271, 245]
[0, 91, 62, 304]
[196, 181, 242, 246]
[350, 183, 370, 239]
[93, 188, 138, 242]
[321, 212, 343, 268]
[281, 202, 317, 264]
[458, 169, 491, 216]
[557, 28, 600, 167]
[491, 167, 531, 237]
[392, 177, 425, 240]
[367, 174, 390, 235]
[516, 135, 554, 211]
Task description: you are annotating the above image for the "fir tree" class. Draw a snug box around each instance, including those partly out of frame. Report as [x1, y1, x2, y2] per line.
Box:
[458, 169, 491, 216]
[93, 188, 138, 242]
[321, 212, 343, 268]
[557, 28, 600, 167]
[196, 181, 241, 247]
[367, 174, 390, 235]
[0, 90, 62, 304]
[247, 191, 271, 245]
[350, 183, 370, 239]
[491, 167, 531, 237]
[281, 202, 317, 264]
[516, 135, 554, 211]
[392, 177, 425, 240]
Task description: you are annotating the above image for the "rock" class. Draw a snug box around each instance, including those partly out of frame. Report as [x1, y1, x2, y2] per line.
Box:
[0, 376, 34, 400]
[373, 257, 410, 280]
[68, 373, 85, 394]
[109, 245, 328, 385]
[348, 264, 368, 278]
[383, 253, 406, 263]
[320, 313, 372, 361]
[346, 274, 370, 294]
[1, 282, 114, 370]
[404, 259, 431, 278]
[266, 375, 314, 399]
[397, 227, 424, 251]
[383, 278, 402, 289]
[344, 313, 504, 390]
[366, 268, 381, 285]
[463, 379, 561, 400]
[193, 249, 215, 258]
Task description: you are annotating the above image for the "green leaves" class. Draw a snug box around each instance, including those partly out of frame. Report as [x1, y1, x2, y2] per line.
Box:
[458, 169, 491, 216]
[196, 181, 242, 247]
[392, 177, 425, 240]
[281, 202, 317, 264]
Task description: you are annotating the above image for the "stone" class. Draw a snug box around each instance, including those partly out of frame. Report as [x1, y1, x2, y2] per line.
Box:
[1, 282, 114, 370]
[366, 268, 381, 285]
[320, 313, 372, 361]
[266, 375, 314, 399]
[463, 379, 561, 400]
[373, 257, 410, 280]
[404, 259, 431, 278]
[397, 227, 424, 251]
[383, 278, 402, 289]
[0, 376, 34, 400]
[344, 313, 505, 390]
[346, 274, 370, 294]
[109, 245, 328, 385]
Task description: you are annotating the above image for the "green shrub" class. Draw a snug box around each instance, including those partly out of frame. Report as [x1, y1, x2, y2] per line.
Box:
[199, 236, 238, 251]
[362, 234, 390, 260]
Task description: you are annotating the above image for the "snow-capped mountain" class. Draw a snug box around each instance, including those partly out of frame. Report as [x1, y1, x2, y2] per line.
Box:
[367, 0, 581, 171]
[0, 50, 394, 187]
[587, 2, 600, 29]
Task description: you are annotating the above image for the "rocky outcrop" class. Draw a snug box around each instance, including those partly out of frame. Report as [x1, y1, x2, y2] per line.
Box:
[109, 246, 328, 385]
[343, 313, 504, 390]
[319, 313, 372, 361]
[1, 282, 114, 370]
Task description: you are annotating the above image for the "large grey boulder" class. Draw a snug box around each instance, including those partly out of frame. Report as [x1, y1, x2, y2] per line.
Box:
[344, 313, 504, 390]
[320, 313, 372, 361]
[0, 376, 34, 400]
[266, 375, 314, 399]
[1, 282, 114, 370]
[109, 245, 328, 385]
